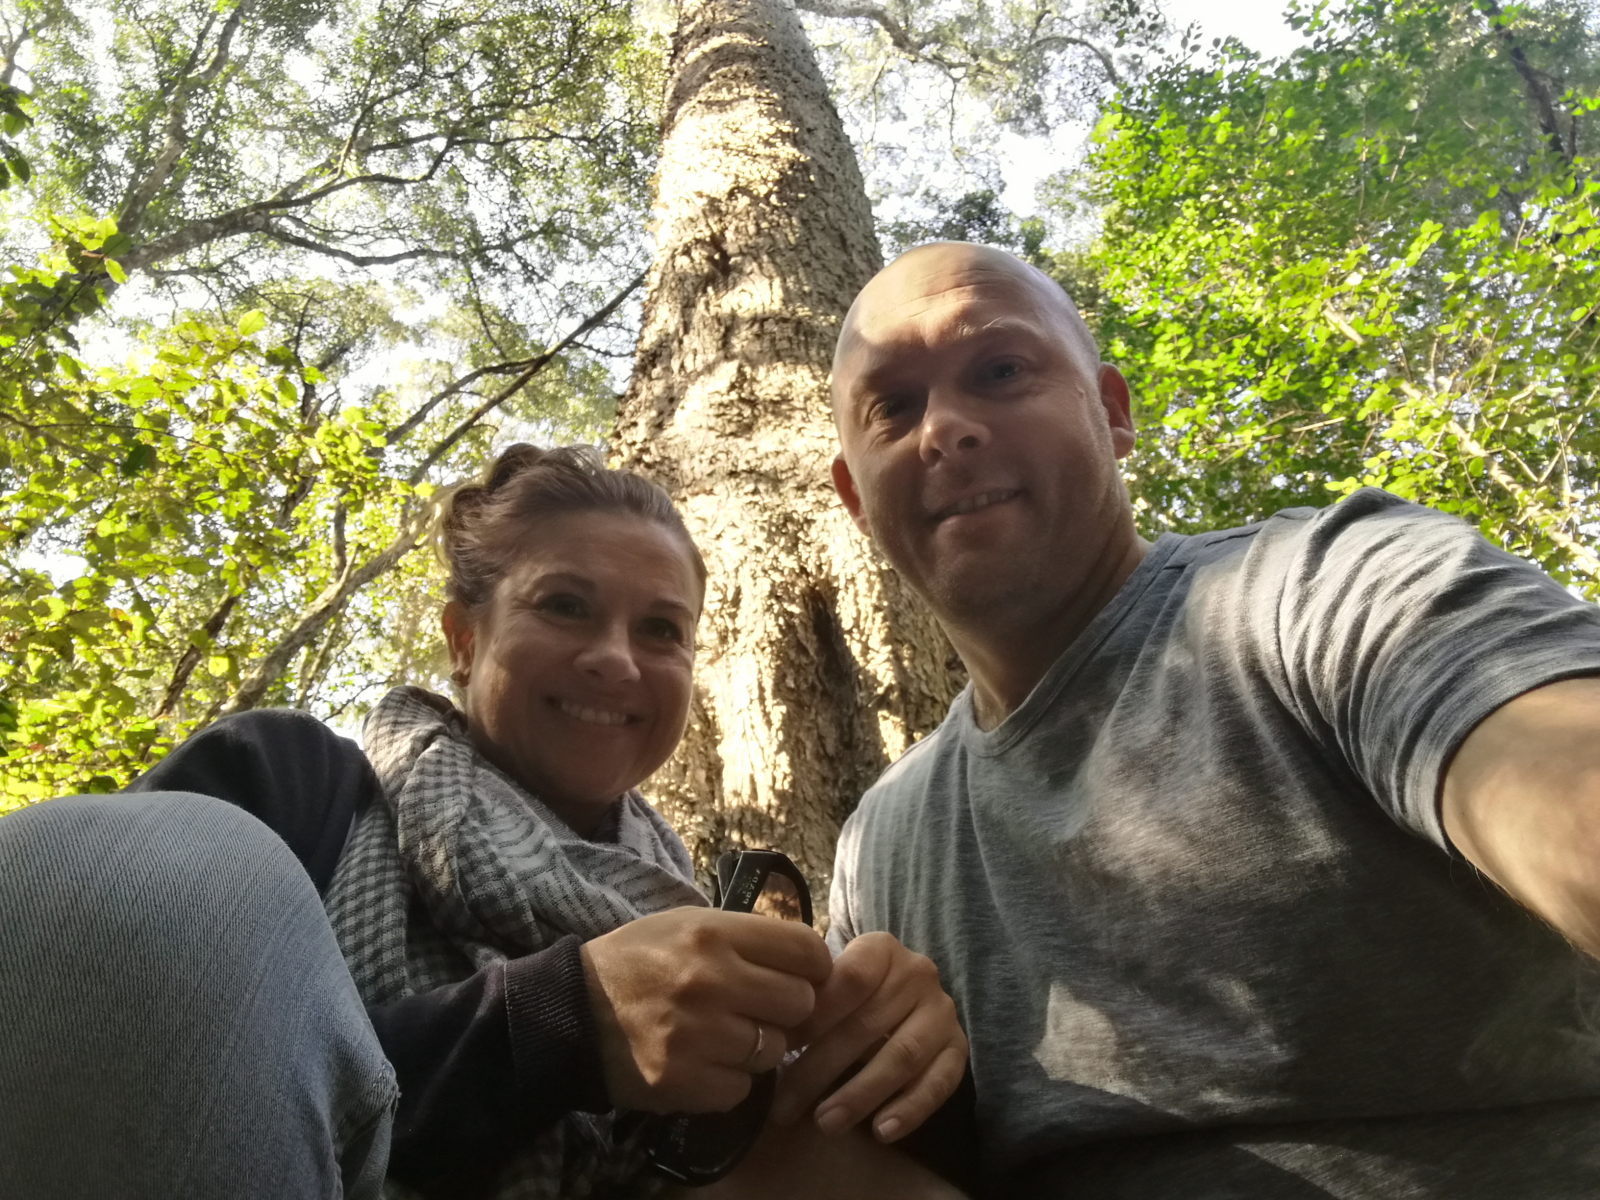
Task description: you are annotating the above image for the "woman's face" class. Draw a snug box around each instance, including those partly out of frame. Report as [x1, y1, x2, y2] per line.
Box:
[443, 509, 702, 834]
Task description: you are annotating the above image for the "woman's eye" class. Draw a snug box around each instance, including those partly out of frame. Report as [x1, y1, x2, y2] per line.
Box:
[537, 594, 587, 618]
[641, 617, 686, 644]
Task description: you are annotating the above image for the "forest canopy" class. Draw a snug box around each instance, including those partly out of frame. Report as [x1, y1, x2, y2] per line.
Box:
[2, 0, 1596, 808]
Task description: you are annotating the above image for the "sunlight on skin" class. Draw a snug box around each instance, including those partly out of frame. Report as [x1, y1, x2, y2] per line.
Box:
[662, 1119, 968, 1200]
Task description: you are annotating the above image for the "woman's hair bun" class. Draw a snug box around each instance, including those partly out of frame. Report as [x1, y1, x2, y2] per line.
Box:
[434, 444, 706, 611]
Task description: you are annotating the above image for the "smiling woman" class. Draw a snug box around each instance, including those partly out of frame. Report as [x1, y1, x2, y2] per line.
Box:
[436, 447, 706, 837]
[0, 443, 970, 1200]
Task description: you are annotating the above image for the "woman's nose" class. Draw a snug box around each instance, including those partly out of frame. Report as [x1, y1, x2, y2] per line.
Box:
[575, 624, 641, 684]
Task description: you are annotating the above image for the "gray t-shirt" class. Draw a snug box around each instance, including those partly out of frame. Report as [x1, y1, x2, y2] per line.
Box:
[830, 490, 1600, 1197]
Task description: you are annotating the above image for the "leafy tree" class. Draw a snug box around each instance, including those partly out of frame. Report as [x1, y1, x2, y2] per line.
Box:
[1077, 0, 1600, 593]
[0, 0, 658, 805]
[797, 0, 1166, 261]
[879, 185, 1047, 257]
[798, 0, 1165, 131]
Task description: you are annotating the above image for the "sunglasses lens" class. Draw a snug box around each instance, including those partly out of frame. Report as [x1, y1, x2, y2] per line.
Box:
[751, 871, 805, 922]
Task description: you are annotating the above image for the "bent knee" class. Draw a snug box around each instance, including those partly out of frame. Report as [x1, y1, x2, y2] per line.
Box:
[0, 790, 322, 966]
[1, 789, 300, 892]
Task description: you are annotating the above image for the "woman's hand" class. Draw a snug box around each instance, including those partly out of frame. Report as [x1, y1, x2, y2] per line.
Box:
[580, 907, 832, 1113]
[770, 932, 967, 1143]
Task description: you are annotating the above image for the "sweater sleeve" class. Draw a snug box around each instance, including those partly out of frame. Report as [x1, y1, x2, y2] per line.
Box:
[128, 710, 613, 1187]
[127, 708, 369, 891]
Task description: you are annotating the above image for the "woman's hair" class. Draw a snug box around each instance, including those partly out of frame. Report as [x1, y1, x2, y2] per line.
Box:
[436, 444, 707, 611]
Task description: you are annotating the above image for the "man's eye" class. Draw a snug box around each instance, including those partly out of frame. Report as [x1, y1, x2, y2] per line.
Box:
[986, 360, 1022, 382]
[869, 394, 912, 421]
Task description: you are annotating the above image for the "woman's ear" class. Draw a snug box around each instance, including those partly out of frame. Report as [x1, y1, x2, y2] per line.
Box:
[441, 600, 475, 686]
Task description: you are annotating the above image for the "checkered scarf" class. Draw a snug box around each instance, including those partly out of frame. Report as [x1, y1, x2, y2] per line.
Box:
[325, 685, 709, 1199]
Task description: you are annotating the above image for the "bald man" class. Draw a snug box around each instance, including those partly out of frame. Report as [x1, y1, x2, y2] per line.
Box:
[824, 242, 1600, 1197]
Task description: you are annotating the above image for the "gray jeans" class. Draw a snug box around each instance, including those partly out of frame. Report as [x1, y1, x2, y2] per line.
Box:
[0, 791, 398, 1198]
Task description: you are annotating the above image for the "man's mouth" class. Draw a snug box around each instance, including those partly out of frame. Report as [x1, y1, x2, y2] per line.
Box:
[932, 488, 1021, 521]
[553, 698, 634, 727]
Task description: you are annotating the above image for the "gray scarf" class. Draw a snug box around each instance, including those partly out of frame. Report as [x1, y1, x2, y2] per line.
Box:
[326, 685, 709, 1199]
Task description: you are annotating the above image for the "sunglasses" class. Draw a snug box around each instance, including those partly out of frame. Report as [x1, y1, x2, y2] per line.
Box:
[630, 849, 814, 1186]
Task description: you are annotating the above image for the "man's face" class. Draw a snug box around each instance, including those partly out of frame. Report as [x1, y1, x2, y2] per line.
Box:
[830, 245, 1136, 628]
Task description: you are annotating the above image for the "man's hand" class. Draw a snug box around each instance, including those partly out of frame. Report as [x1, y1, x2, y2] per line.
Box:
[580, 907, 832, 1113]
[771, 931, 967, 1143]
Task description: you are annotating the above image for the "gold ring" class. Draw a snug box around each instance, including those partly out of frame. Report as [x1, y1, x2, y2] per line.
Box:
[744, 1022, 765, 1070]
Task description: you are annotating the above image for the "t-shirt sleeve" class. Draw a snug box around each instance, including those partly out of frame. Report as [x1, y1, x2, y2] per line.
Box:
[825, 811, 864, 954]
[1270, 489, 1600, 848]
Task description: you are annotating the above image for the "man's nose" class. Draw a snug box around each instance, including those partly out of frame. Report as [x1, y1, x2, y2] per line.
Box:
[574, 623, 642, 684]
[917, 389, 988, 462]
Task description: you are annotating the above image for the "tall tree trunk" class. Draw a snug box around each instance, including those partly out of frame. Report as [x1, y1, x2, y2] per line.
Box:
[614, 0, 959, 912]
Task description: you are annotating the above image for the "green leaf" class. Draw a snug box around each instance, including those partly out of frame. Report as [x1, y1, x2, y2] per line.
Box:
[119, 443, 157, 477]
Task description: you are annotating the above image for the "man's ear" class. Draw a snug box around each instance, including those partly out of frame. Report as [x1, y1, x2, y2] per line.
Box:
[441, 600, 476, 686]
[1098, 363, 1137, 460]
[831, 454, 872, 538]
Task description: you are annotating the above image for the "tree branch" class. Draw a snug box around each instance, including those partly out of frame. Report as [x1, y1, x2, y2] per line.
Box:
[217, 510, 433, 716]
[1476, 0, 1572, 166]
[1028, 33, 1121, 87]
[405, 269, 646, 484]
[794, 0, 965, 73]
[156, 591, 241, 717]
[119, 0, 255, 236]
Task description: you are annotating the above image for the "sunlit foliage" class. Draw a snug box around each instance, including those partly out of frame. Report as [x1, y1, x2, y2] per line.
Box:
[1079, 0, 1599, 593]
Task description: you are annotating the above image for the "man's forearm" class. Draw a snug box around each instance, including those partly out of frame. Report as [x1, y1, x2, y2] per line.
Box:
[1442, 675, 1600, 955]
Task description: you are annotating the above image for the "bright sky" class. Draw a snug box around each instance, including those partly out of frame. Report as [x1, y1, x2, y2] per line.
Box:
[997, 0, 1308, 212]
[1168, 0, 1308, 60]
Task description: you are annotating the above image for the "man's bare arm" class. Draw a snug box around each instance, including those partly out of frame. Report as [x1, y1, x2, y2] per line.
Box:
[1441, 675, 1600, 955]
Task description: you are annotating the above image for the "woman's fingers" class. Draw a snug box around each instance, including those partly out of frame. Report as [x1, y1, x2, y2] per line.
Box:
[727, 1018, 791, 1074]
[716, 909, 832, 984]
[579, 907, 823, 1112]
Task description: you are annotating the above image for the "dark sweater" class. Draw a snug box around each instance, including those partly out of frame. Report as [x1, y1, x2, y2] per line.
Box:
[129, 708, 610, 1193]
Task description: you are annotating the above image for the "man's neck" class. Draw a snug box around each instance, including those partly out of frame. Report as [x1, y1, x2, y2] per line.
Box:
[953, 532, 1151, 731]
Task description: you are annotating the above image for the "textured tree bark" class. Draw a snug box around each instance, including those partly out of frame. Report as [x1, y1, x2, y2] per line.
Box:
[613, 0, 960, 913]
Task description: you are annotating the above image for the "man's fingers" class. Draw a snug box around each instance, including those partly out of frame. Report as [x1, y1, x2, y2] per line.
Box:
[800, 995, 943, 1131]
[865, 1043, 968, 1142]
[790, 932, 895, 1045]
[814, 1005, 965, 1141]
[771, 1023, 873, 1126]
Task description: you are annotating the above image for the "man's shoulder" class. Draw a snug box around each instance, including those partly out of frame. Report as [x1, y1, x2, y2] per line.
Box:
[1174, 488, 1460, 571]
[858, 711, 963, 812]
